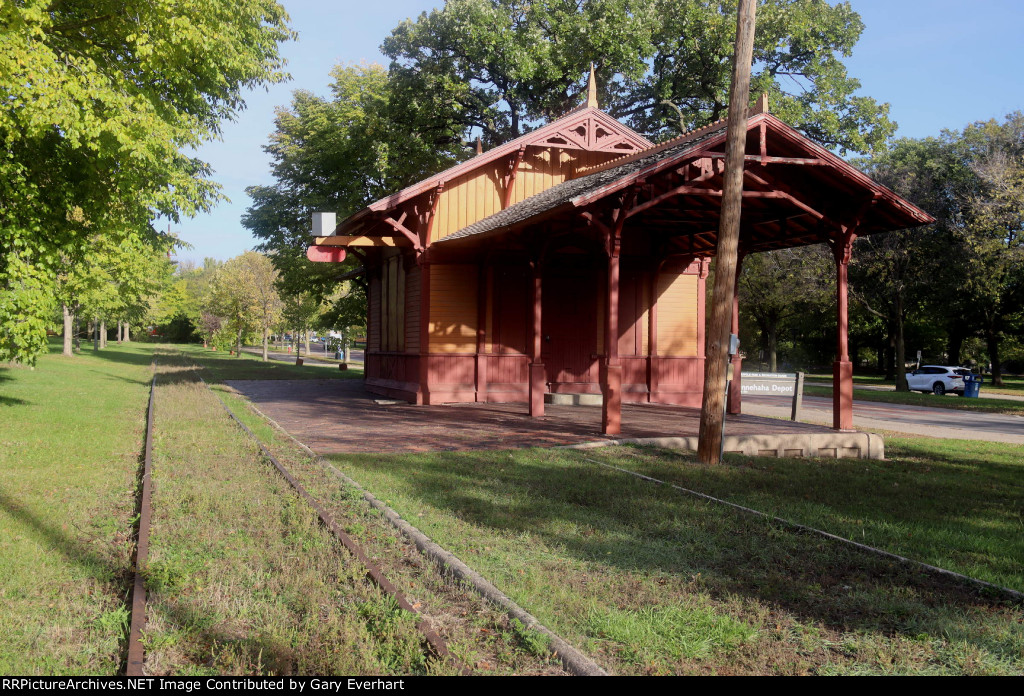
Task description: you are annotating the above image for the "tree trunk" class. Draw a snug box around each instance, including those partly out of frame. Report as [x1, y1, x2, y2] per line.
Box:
[236, 328, 242, 357]
[947, 325, 964, 366]
[884, 326, 896, 381]
[304, 330, 310, 355]
[985, 325, 1003, 387]
[73, 316, 81, 351]
[262, 327, 269, 362]
[62, 305, 74, 357]
[767, 325, 778, 373]
[124, 323, 131, 343]
[894, 293, 909, 391]
[99, 320, 107, 349]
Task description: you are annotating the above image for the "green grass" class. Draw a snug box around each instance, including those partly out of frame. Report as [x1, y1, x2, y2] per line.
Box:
[323, 444, 1024, 675]
[141, 352, 437, 675]
[174, 343, 363, 382]
[202, 367, 565, 676]
[0, 339, 153, 674]
[802, 384, 1024, 415]
[601, 439, 1024, 590]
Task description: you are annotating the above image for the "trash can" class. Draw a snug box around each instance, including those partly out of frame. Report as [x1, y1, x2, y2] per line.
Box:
[963, 374, 982, 398]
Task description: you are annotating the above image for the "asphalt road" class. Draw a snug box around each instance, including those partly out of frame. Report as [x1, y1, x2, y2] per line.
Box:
[744, 394, 1024, 444]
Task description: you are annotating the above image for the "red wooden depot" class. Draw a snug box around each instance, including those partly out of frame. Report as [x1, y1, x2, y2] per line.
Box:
[310, 81, 932, 435]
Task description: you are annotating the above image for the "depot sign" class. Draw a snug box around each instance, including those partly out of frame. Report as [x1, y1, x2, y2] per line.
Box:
[740, 372, 799, 396]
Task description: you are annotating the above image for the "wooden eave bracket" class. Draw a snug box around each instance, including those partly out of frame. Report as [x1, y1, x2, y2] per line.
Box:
[382, 212, 423, 253]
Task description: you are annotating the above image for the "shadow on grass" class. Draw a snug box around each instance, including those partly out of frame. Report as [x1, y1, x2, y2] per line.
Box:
[0, 364, 29, 406]
[0, 487, 305, 676]
[331, 447, 1023, 660]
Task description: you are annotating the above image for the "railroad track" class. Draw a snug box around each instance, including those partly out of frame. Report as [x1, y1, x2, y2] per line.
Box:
[123, 361, 469, 676]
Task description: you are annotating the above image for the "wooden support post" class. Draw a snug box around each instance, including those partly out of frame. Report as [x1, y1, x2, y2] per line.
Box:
[528, 261, 545, 417]
[697, 0, 757, 464]
[833, 230, 857, 430]
[418, 258, 431, 405]
[727, 255, 744, 415]
[475, 263, 488, 402]
[602, 241, 622, 435]
[647, 267, 659, 403]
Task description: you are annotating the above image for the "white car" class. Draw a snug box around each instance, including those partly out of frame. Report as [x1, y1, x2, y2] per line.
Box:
[905, 365, 974, 395]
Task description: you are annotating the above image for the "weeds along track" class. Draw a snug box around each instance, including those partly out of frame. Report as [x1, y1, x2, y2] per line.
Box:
[197, 376, 463, 673]
[125, 350, 563, 676]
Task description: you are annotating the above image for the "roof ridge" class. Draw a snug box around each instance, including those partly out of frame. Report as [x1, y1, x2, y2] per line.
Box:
[573, 115, 733, 177]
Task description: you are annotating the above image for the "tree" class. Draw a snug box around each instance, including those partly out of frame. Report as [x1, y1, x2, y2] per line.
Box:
[0, 0, 294, 364]
[382, 0, 895, 152]
[954, 114, 1024, 385]
[739, 246, 832, 371]
[851, 138, 957, 389]
[207, 252, 282, 359]
[383, 0, 656, 145]
[244, 63, 436, 331]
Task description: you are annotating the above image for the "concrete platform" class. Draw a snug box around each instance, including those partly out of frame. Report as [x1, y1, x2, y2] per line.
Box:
[226, 378, 885, 459]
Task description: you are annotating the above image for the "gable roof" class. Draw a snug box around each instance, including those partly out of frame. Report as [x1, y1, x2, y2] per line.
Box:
[434, 112, 934, 247]
[332, 106, 654, 236]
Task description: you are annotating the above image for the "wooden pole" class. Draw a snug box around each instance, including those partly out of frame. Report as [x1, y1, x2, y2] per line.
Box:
[697, 0, 757, 464]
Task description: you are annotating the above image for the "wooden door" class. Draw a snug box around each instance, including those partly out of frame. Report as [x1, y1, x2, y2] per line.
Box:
[542, 267, 598, 387]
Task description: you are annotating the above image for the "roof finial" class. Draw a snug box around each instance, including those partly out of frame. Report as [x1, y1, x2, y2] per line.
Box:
[586, 63, 599, 109]
[475, 136, 483, 155]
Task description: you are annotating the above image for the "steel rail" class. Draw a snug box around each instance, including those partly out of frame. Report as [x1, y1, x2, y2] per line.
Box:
[125, 370, 157, 676]
[197, 376, 467, 674]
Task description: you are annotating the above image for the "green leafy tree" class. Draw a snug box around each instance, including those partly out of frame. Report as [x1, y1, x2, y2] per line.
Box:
[382, 0, 895, 152]
[0, 0, 294, 364]
[739, 246, 832, 372]
[954, 114, 1024, 385]
[850, 137, 957, 388]
[383, 0, 656, 145]
[244, 63, 437, 333]
[207, 252, 283, 359]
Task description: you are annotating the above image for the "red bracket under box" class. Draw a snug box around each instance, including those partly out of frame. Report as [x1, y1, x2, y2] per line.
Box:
[307, 245, 347, 263]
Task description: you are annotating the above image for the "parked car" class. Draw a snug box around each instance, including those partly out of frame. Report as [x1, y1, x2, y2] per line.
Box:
[905, 365, 975, 395]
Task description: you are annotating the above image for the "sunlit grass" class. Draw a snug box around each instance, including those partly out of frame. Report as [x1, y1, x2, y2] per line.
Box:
[0, 339, 153, 674]
[326, 444, 1024, 675]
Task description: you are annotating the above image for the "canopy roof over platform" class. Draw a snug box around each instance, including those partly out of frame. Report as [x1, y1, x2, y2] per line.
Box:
[433, 111, 934, 254]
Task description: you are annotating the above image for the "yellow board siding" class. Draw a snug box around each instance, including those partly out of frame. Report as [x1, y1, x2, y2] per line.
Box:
[656, 273, 698, 356]
[429, 264, 478, 353]
[405, 264, 421, 354]
[428, 148, 623, 242]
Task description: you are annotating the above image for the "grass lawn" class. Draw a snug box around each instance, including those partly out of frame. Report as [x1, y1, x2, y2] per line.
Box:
[0, 340, 153, 674]
[0, 342, 555, 675]
[175, 343, 363, 382]
[323, 443, 1024, 675]
[146, 347, 559, 675]
[141, 352, 446, 675]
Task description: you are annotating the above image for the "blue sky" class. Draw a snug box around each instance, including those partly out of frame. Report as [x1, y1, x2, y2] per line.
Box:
[172, 0, 1024, 264]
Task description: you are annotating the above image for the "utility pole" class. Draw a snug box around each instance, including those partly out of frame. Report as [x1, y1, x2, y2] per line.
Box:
[697, 0, 757, 464]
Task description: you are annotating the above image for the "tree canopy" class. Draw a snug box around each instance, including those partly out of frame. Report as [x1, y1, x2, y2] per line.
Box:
[382, 0, 895, 152]
[0, 0, 294, 363]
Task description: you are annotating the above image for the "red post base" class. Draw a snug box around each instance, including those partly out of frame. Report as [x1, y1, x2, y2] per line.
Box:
[601, 363, 622, 435]
[529, 362, 545, 417]
[833, 360, 853, 430]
